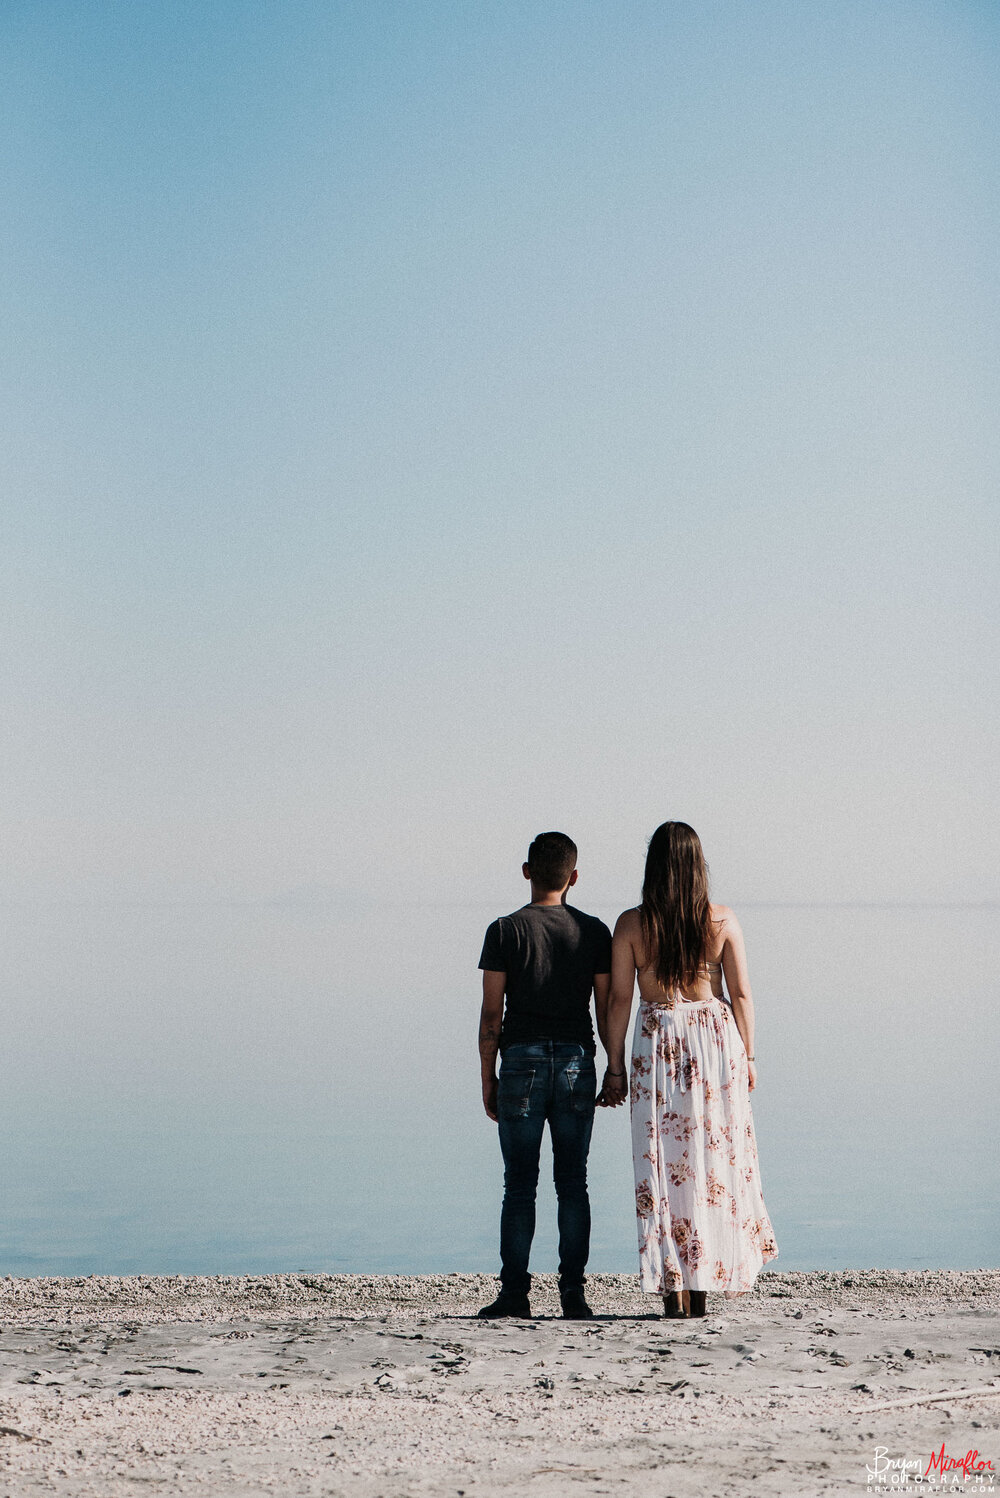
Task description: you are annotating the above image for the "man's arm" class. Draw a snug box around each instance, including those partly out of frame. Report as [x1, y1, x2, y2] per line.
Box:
[479, 970, 506, 1122]
[593, 972, 612, 1053]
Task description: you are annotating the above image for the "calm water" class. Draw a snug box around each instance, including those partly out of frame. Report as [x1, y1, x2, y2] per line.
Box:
[0, 900, 996, 1276]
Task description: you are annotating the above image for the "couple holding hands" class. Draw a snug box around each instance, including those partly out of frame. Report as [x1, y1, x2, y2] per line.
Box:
[477, 822, 778, 1320]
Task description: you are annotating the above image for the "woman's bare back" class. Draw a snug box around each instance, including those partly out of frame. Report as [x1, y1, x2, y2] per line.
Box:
[624, 903, 732, 1004]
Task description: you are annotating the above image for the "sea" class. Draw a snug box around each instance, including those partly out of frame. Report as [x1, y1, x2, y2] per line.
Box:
[0, 900, 995, 1277]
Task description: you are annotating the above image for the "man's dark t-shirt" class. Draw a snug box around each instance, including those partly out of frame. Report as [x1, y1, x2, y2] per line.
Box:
[478, 904, 613, 1056]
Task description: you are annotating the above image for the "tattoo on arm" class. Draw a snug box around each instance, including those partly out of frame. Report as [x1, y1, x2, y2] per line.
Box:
[479, 969, 505, 1072]
[479, 1020, 500, 1060]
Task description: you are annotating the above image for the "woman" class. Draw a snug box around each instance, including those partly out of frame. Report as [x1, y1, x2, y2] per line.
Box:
[599, 822, 778, 1317]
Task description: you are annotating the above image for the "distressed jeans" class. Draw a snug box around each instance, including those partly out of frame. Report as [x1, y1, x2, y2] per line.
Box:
[496, 1041, 597, 1296]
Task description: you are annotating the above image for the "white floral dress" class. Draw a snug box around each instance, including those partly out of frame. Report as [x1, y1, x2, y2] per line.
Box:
[630, 991, 778, 1296]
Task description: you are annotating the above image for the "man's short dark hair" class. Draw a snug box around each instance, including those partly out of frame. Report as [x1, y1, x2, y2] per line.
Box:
[526, 831, 578, 892]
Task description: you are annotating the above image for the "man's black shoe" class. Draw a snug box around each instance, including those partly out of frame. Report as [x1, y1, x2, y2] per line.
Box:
[560, 1286, 594, 1320]
[478, 1292, 531, 1319]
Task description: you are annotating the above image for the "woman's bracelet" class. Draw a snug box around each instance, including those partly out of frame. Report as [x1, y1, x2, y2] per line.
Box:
[747, 1055, 755, 1061]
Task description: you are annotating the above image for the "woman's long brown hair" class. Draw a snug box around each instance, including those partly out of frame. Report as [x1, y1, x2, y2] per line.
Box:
[639, 822, 714, 992]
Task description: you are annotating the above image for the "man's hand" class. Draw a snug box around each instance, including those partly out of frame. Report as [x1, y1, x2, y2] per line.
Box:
[597, 1066, 628, 1107]
[483, 1076, 498, 1122]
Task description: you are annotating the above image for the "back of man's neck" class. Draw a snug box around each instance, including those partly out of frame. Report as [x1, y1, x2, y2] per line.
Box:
[528, 888, 570, 908]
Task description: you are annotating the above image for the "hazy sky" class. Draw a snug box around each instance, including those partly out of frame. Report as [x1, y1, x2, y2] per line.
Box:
[3, 0, 998, 910]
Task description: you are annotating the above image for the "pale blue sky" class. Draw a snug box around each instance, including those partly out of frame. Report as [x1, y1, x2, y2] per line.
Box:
[2, 0, 998, 909]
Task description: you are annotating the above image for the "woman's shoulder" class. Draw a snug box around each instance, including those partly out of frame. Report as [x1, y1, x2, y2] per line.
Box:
[710, 903, 742, 935]
[613, 905, 642, 937]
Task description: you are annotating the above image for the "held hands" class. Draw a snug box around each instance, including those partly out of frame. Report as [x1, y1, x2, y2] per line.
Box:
[597, 1065, 628, 1108]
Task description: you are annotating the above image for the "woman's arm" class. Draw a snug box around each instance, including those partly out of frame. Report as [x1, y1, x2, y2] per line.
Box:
[719, 908, 757, 1092]
[597, 911, 638, 1106]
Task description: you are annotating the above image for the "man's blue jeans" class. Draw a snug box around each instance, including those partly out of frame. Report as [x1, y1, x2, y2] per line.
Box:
[496, 1041, 597, 1296]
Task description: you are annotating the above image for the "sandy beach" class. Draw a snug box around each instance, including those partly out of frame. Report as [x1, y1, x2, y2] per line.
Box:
[1, 1270, 998, 1496]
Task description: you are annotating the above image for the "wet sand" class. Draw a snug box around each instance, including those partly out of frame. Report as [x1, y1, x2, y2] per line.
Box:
[1, 1271, 998, 1495]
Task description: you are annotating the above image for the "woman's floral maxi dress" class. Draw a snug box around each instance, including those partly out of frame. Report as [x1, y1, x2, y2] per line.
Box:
[630, 993, 778, 1295]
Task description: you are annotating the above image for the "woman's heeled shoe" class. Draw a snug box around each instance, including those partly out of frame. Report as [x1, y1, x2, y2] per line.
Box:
[662, 1291, 687, 1318]
[688, 1290, 707, 1317]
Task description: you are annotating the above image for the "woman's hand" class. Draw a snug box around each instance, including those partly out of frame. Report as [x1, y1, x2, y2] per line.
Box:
[597, 1066, 628, 1107]
[747, 1059, 757, 1092]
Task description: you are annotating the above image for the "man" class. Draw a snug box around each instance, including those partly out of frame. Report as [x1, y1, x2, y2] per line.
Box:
[477, 831, 614, 1319]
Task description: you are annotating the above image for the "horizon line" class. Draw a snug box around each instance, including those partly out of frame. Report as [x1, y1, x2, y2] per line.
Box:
[0, 896, 996, 912]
